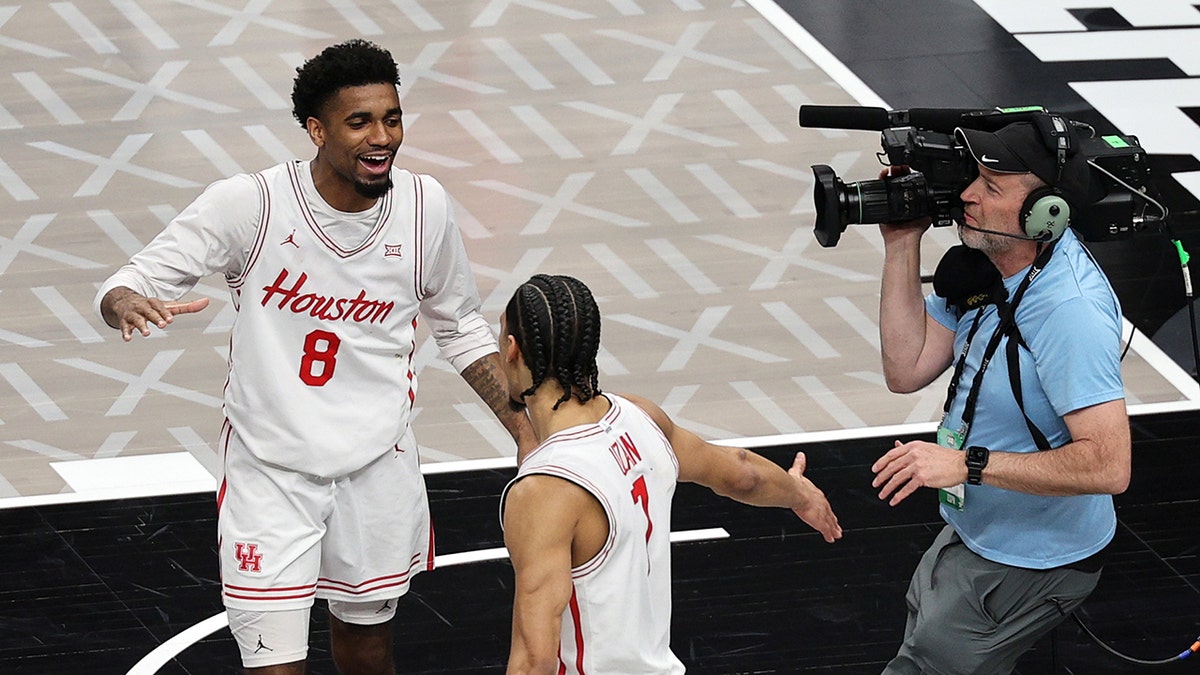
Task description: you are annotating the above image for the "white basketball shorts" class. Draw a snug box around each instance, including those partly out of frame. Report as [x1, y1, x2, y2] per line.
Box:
[217, 423, 434, 613]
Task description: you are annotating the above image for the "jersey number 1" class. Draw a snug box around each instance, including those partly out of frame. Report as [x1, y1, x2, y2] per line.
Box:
[300, 329, 340, 386]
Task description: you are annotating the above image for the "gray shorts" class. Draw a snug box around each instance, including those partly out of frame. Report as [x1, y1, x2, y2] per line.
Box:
[882, 525, 1101, 675]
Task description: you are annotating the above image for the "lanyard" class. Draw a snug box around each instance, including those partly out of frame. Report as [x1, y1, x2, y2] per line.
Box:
[942, 242, 1056, 445]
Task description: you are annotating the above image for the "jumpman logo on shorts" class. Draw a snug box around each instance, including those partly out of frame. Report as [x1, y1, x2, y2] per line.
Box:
[254, 634, 273, 653]
[376, 599, 393, 614]
[281, 230, 299, 248]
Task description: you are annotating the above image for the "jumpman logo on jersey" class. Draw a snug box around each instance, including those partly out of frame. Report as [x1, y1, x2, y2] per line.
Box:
[254, 634, 273, 653]
[376, 599, 393, 614]
[281, 230, 299, 248]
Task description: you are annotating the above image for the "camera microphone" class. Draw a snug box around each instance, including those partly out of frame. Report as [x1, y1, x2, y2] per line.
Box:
[799, 105, 890, 131]
[904, 108, 978, 133]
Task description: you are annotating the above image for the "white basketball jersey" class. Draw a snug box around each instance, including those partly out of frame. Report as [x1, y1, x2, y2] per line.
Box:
[502, 394, 685, 675]
[226, 161, 429, 477]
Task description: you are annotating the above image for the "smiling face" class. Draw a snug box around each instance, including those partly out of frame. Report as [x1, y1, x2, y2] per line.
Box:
[305, 83, 404, 212]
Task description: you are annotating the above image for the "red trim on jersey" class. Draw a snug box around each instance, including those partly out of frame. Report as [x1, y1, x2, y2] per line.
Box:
[568, 587, 586, 674]
[287, 161, 391, 258]
[223, 589, 317, 602]
[215, 419, 233, 512]
[426, 518, 436, 571]
[412, 174, 426, 300]
[224, 582, 316, 593]
[317, 553, 423, 595]
[229, 171, 272, 289]
[407, 315, 418, 404]
[223, 581, 318, 602]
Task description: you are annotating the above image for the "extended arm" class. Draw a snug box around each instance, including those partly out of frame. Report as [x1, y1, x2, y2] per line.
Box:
[985, 398, 1130, 495]
[503, 476, 586, 675]
[878, 220, 955, 392]
[94, 174, 259, 340]
[872, 399, 1130, 504]
[462, 354, 538, 459]
[620, 393, 841, 542]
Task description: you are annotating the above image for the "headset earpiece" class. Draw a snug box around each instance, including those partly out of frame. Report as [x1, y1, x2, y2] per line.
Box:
[1020, 187, 1070, 242]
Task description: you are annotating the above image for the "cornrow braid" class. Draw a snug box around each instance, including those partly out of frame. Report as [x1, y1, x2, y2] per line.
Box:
[504, 274, 602, 410]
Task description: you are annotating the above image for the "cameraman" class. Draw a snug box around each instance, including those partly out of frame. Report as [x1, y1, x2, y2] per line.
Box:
[869, 120, 1131, 673]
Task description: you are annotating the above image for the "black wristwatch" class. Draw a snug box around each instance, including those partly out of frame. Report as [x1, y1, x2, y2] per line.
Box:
[966, 446, 989, 485]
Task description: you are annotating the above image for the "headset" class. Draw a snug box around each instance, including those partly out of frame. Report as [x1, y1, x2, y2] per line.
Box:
[1019, 186, 1071, 242]
[962, 186, 1071, 242]
[1020, 112, 1076, 242]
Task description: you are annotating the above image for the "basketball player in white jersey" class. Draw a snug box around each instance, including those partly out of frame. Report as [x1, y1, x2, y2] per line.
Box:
[94, 40, 535, 674]
[497, 275, 843, 674]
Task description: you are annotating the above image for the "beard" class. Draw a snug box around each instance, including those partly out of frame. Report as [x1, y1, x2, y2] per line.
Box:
[354, 175, 393, 199]
[958, 223, 1008, 257]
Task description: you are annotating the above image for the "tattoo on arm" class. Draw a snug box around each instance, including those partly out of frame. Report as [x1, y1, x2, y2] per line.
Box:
[462, 355, 525, 435]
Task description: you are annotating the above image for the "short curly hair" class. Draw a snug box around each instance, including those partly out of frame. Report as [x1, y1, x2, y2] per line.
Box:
[291, 39, 401, 128]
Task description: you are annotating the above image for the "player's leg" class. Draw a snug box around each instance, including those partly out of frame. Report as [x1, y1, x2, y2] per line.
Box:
[219, 425, 329, 671]
[229, 607, 311, 674]
[328, 598, 398, 675]
[319, 430, 432, 674]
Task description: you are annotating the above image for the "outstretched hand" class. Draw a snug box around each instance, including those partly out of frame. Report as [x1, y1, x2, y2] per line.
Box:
[788, 451, 843, 543]
[103, 287, 210, 341]
[871, 439, 967, 506]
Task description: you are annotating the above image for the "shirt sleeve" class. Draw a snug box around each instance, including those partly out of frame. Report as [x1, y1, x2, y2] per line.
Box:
[1028, 295, 1124, 417]
[414, 174, 498, 373]
[925, 291, 959, 331]
[93, 174, 261, 320]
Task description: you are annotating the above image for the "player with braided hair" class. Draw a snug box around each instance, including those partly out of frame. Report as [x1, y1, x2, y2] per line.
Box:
[497, 274, 842, 674]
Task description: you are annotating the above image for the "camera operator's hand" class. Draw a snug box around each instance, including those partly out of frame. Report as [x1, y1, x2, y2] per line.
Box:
[877, 166, 932, 242]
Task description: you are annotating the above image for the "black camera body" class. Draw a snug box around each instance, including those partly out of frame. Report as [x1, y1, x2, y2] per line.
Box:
[800, 105, 1158, 247]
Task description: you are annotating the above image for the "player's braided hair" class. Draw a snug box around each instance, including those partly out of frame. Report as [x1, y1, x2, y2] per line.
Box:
[504, 275, 602, 410]
[291, 39, 401, 128]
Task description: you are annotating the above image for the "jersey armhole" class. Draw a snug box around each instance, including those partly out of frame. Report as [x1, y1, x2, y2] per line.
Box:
[503, 467, 616, 578]
[225, 171, 270, 290]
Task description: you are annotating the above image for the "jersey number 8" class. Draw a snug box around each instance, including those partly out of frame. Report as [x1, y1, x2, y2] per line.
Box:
[300, 329, 341, 386]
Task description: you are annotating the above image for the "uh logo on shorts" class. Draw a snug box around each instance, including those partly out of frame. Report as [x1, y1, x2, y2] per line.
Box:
[235, 542, 264, 573]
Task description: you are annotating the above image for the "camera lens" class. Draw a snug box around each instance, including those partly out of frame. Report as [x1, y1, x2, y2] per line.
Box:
[812, 166, 930, 247]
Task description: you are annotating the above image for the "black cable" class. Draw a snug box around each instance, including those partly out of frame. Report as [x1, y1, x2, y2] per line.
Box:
[1069, 611, 1200, 666]
[1119, 321, 1134, 363]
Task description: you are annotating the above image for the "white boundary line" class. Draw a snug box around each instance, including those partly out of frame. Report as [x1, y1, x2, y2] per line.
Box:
[1122, 318, 1200, 401]
[5, 387, 1199, 512]
[742, 0, 890, 109]
[124, 527, 729, 675]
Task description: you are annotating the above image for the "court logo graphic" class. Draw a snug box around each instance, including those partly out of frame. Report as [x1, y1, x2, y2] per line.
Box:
[235, 542, 263, 573]
[384, 243, 403, 258]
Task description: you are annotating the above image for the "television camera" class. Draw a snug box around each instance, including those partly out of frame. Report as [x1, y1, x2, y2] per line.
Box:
[799, 104, 1162, 247]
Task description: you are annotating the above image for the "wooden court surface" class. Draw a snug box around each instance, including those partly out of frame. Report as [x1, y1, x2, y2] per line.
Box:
[0, 0, 1194, 503]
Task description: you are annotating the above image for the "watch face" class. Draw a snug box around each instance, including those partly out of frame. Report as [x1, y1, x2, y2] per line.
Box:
[967, 446, 988, 465]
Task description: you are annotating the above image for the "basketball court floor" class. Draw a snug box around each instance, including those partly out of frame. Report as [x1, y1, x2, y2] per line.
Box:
[1, 1, 1197, 673]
